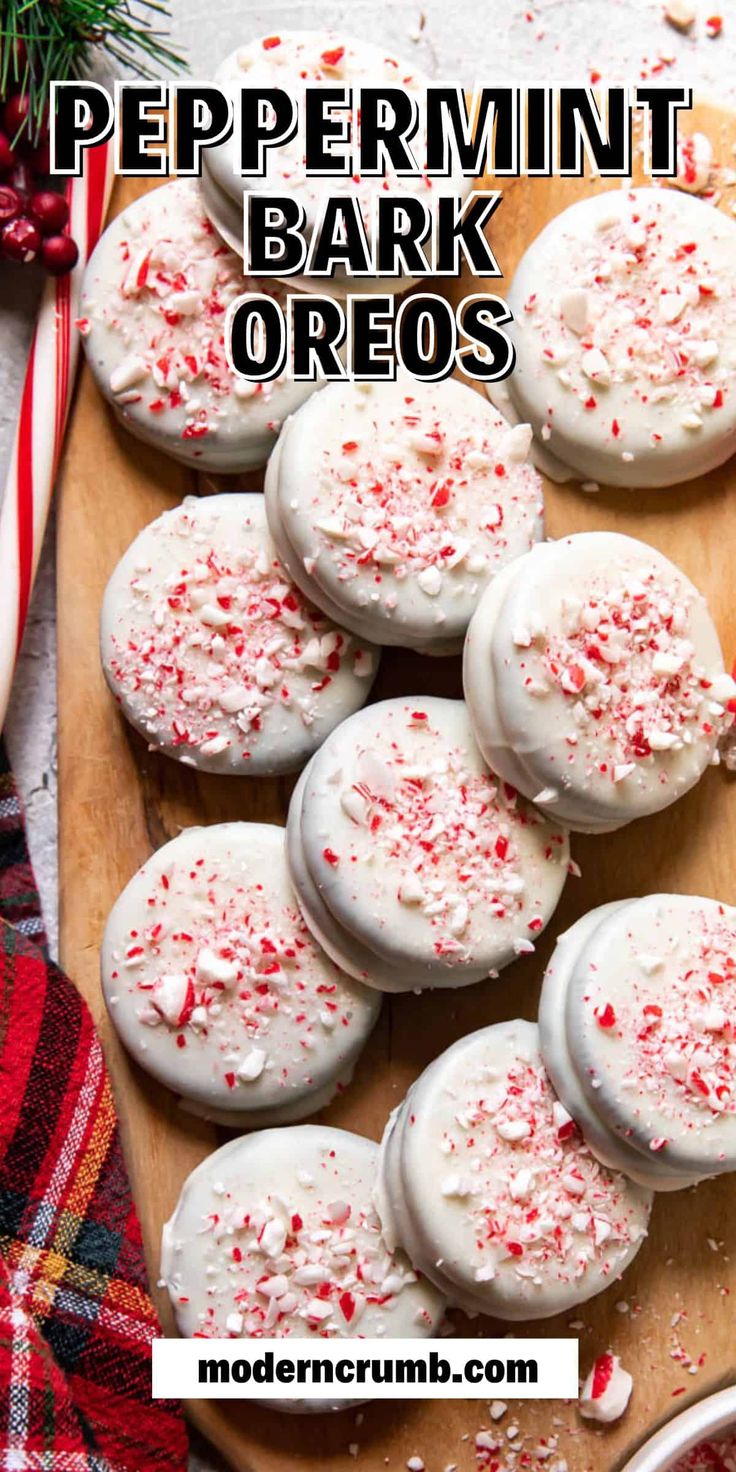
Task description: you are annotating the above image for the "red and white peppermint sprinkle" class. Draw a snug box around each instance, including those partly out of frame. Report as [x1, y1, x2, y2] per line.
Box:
[508, 187, 736, 487]
[101, 495, 375, 774]
[213, 32, 465, 250]
[81, 178, 299, 461]
[435, 1052, 647, 1284]
[162, 1128, 443, 1344]
[103, 825, 378, 1117]
[270, 377, 544, 649]
[671, 1432, 736, 1470]
[536, 560, 734, 774]
[314, 701, 569, 974]
[582, 899, 736, 1143]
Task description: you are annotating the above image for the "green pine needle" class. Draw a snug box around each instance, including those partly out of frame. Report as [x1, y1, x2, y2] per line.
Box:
[0, 0, 187, 140]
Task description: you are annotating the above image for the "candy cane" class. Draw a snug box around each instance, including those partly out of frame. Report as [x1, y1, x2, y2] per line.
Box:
[0, 140, 115, 734]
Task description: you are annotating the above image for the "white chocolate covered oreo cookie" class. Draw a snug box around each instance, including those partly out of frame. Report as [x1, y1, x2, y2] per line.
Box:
[498, 187, 736, 487]
[464, 531, 735, 833]
[540, 895, 736, 1189]
[265, 377, 544, 654]
[161, 1124, 445, 1409]
[286, 697, 570, 993]
[102, 824, 380, 1127]
[536, 901, 686, 1191]
[79, 179, 317, 470]
[375, 1020, 652, 1320]
[100, 494, 378, 776]
[204, 31, 470, 295]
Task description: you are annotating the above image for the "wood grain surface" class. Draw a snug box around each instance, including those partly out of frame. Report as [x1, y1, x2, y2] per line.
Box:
[58, 100, 736, 1472]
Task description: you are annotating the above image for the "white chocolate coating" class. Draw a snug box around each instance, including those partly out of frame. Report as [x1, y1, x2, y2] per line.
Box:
[287, 766, 425, 994]
[499, 188, 736, 488]
[538, 906, 702, 1191]
[464, 531, 735, 832]
[102, 824, 380, 1127]
[542, 895, 736, 1183]
[161, 1125, 445, 1410]
[204, 31, 471, 295]
[374, 1020, 652, 1320]
[265, 377, 544, 653]
[287, 697, 570, 992]
[79, 179, 318, 471]
[100, 494, 378, 776]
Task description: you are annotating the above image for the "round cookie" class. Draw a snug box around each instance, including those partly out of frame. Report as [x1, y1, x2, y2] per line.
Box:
[161, 1124, 445, 1410]
[541, 895, 736, 1187]
[100, 494, 378, 776]
[265, 377, 544, 654]
[204, 31, 471, 296]
[79, 178, 318, 471]
[496, 187, 736, 488]
[374, 1020, 652, 1321]
[539, 905, 701, 1191]
[464, 530, 735, 833]
[102, 824, 380, 1128]
[286, 697, 570, 992]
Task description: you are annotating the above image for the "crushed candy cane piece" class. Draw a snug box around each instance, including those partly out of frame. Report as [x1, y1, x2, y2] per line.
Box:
[579, 1352, 633, 1423]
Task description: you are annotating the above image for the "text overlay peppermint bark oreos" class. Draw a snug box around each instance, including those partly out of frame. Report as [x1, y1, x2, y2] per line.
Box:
[51, 76, 694, 380]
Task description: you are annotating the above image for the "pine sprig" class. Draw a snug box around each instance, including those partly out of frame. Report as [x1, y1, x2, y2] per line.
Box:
[1, 0, 187, 139]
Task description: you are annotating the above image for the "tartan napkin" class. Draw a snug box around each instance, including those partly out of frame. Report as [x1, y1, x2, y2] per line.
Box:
[0, 743, 188, 1471]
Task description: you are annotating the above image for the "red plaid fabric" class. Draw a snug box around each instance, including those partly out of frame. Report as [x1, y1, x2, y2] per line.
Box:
[0, 744, 189, 1471]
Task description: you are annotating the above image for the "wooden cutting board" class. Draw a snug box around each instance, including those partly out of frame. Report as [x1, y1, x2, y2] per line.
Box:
[58, 98, 736, 1472]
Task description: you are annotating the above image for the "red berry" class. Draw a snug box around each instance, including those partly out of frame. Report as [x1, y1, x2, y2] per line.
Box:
[41, 233, 79, 276]
[30, 190, 69, 235]
[0, 131, 15, 175]
[0, 185, 20, 225]
[1, 214, 41, 263]
[28, 139, 51, 175]
[4, 94, 31, 141]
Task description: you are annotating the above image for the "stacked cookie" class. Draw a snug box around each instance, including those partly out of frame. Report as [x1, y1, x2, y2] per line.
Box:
[464, 530, 735, 832]
[264, 376, 544, 654]
[286, 696, 570, 992]
[162, 1124, 444, 1410]
[371, 894, 736, 1320]
[496, 186, 736, 488]
[79, 178, 318, 471]
[102, 823, 380, 1129]
[100, 492, 378, 776]
[100, 695, 572, 1121]
[375, 1020, 653, 1320]
[539, 894, 736, 1191]
[80, 29, 474, 476]
[202, 30, 471, 296]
